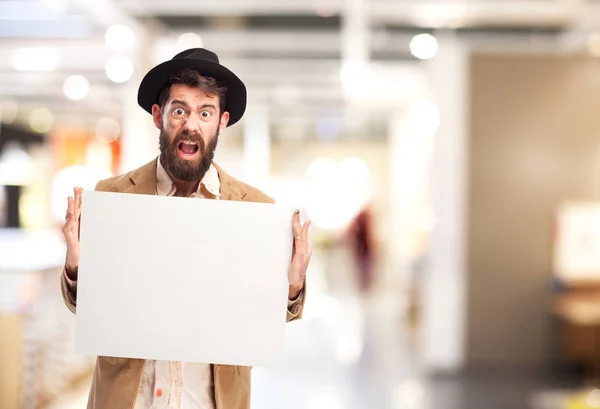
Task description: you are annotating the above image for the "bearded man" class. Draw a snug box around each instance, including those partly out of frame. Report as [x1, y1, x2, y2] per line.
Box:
[60, 48, 311, 409]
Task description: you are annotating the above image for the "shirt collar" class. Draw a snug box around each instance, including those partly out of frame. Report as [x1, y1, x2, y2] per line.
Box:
[156, 157, 221, 197]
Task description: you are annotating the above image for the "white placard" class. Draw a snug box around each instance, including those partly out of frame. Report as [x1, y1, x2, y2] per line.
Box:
[75, 191, 294, 367]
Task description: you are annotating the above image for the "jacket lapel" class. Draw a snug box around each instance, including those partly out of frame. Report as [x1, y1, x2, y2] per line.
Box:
[123, 158, 158, 195]
[212, 162, 247, 202]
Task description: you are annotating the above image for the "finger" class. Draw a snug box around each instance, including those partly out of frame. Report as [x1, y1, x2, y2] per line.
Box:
[292, 212, 303, 242]
[292, 210, 301, 236]
[74, 188, 82, 219]
[74, 187, 80, 207]
[63, 203, 75, 237]
[76, 194, 82, 240]
[65, 196, 73, 221]
[301, 220, 311, 243]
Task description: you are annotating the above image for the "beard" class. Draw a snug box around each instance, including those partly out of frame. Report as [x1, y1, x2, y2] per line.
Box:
[159, 128, 219, 182]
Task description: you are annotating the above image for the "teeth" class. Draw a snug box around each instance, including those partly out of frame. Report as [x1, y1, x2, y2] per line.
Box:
[182, 141, 196, 145]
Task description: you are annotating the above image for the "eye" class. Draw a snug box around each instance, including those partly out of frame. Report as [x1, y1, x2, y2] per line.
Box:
[172, 108, 186, 117]
[201, 110, 211, 118]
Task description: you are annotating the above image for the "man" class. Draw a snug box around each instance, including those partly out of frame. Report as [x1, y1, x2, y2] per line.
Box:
[60, 48, 311, 409]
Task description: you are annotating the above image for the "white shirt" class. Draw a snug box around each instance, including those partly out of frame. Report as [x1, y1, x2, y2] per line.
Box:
[133, 159, 220, 409]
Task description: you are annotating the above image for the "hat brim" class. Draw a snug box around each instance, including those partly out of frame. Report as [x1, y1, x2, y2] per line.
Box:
[137, 58, 246, 127]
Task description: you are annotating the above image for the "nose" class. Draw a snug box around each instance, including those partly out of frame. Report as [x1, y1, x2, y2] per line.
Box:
[182, 112, 201, 134]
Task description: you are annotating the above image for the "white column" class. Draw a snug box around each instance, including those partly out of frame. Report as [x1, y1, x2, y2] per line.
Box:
[420, 33, 469, 372]
[120, 89, 158, 173]
[341, 0, 369, 64]
[388, 111, 425, 288]
[119, 31, 159, 174]
[242, 105, 270, 190]
[387, 97, 439, 331]
[340, 0, 370, 100]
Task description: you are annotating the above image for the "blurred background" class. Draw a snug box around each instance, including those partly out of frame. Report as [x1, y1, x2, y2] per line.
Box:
[3, 0, 600, 408]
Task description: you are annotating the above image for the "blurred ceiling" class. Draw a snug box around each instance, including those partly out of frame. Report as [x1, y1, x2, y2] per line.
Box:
[1, 0, 600, 140]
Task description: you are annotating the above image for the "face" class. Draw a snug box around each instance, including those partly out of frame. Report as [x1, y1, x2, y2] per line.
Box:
[152, 83, 229, 182]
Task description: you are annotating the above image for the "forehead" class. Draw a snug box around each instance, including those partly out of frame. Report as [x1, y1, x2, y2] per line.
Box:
[167, 83, 219, 105]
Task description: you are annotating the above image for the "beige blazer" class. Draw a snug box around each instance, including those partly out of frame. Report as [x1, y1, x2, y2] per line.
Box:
[61, 158, 305, 409]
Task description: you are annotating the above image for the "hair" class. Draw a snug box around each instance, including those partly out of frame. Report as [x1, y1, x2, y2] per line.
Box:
[157, 68, 228, 114]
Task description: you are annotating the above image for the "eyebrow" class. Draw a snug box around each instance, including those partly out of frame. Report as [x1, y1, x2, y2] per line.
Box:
[170, 99, 217, 111]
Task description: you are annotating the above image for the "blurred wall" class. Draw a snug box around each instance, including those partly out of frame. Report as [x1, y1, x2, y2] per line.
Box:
[466, 53, 600, 369]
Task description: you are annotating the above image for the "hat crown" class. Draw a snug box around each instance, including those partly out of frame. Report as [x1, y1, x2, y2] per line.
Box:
[138, 46, 246, 126]
[172, 48, 219, 64]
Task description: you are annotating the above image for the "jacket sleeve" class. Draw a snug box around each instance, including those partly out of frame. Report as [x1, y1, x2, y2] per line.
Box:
[286, 278, 306, 322]
[61, 268, 77, 314]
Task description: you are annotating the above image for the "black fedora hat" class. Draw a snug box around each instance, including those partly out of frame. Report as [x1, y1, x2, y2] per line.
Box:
[137, 48, 246, 127]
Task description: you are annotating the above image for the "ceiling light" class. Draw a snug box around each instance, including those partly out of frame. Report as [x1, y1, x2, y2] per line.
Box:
[176, 33, 203, 51]
[105, 55, 134, 83]
[63, 75, 90, 101]
[10, 48, 60, 72]
[105, 24, 136, 52]
[409, 33, 439, 60]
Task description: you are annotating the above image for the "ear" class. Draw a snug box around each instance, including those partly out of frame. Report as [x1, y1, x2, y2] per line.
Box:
[219, 111, 230, 132]
[151, 104, 163, 129]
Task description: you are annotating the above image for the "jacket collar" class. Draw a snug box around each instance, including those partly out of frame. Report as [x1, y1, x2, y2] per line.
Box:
[123, 157, 247, 201]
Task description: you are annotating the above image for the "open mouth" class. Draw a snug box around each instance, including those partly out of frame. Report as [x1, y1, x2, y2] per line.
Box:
[177, 140, 200, 159]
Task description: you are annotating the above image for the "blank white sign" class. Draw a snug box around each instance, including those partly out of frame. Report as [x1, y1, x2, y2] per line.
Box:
[75, 191, 294, 367]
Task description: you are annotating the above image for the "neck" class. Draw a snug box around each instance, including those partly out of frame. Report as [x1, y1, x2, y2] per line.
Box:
[172, 180, 200, 197]
[165, 168, 203, 197]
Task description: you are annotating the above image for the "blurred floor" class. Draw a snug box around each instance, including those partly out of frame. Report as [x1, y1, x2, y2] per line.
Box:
[46, 248, 582, 409]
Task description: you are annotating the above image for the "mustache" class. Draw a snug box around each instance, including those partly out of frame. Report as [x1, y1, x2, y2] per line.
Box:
[174, 131, 202, 143]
